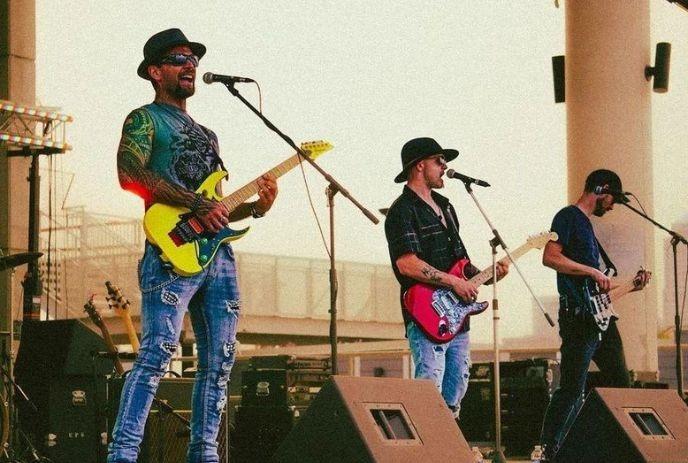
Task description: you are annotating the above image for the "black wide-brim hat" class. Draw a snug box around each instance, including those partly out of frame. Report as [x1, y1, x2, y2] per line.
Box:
[394, 137, 459, 183]
[137, 28, 206, 80]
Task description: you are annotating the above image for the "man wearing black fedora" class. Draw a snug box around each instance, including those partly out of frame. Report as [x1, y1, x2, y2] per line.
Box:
[384, 137, 508, 417]
[108, 28, 277, 463]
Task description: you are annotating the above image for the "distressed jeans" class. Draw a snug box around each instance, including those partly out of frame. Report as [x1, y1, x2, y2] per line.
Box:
[407, 322, 471, 411]
[108, 243, 240, 463]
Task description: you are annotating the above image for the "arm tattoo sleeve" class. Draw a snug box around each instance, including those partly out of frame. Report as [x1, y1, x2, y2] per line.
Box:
[117, 109, 197, 208]
[421, 265, 443, 284]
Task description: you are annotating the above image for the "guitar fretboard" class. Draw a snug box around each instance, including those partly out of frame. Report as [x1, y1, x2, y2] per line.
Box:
[608, 279, 638, 302]
[468, 244, 534, 287]
[220, 153, 305, 212]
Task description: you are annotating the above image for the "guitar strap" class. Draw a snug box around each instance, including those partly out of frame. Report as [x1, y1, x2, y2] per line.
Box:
[595, 237, 618, 277]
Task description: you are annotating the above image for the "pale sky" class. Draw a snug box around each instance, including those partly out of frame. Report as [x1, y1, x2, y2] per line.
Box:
[34, 1, 687, 339]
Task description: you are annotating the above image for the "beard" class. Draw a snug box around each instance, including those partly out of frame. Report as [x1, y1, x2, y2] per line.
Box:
[173, 83, 195, 99]
[592, 197, 607, 217]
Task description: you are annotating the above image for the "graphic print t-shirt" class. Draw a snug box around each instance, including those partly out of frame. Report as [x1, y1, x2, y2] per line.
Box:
[142, 102, 223, 203]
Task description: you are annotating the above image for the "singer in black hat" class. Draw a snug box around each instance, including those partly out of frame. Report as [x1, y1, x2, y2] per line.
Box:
[108, 28, 278, 463]
[384, 137, 509, 419]
[538, 168, 651, 461]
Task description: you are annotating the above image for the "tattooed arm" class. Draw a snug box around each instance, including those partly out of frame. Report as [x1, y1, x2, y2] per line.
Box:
[395, 253, 479, 302]
[116, 108, 229, 232]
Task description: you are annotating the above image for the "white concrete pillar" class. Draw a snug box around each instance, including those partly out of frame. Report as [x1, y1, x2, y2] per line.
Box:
[566, 0, 658, 374]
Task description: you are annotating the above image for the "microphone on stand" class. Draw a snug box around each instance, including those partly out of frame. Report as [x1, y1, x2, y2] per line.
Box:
[445, 169, 491, 187]
[202, 72, 255, 84]
[594, 185, 631, 203]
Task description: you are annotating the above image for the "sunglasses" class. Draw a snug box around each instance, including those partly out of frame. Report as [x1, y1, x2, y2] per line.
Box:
[158, 53, 200, 67]
[426, 155, 447, 166]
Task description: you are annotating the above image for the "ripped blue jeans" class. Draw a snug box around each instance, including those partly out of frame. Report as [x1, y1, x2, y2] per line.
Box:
[108, 243, 239, 463]
[407, 322, 471, 412]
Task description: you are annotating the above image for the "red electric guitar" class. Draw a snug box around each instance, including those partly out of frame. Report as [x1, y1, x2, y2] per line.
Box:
[404, 231, 557, 343]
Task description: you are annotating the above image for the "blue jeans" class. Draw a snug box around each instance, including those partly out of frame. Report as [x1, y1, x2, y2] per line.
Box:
[108, 243, 240, 463]
[407, 322, 471, 411]
[539, 304, 629, 457]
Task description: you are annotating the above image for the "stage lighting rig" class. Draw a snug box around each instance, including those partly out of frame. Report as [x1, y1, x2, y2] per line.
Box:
[0, 100, 73, 320]
[0, 99, 72, 153]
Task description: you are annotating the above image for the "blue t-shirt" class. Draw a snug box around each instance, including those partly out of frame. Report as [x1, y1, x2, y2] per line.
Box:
[551, 205, 600, 306]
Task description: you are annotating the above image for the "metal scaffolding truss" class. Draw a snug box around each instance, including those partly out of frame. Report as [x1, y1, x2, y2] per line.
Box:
[0, 99, 72, 153]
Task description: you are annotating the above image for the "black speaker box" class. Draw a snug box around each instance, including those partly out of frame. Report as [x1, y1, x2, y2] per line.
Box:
[108, 377, 229, 463]
[556, 388, 688, 462]
[231, 405, 296, 463]
[15, 320, 114, 379]
[460, 359, 553, 455]
[273, 375, 474, 463]
[18, 376, 108, 463]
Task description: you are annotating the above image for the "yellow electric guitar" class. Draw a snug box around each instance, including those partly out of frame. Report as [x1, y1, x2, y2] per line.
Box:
[105, 281, 140, 352]
[144, 140, 333, 276]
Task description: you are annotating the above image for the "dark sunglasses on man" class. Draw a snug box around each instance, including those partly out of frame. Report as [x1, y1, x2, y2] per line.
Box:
[158, 53, 199, 67]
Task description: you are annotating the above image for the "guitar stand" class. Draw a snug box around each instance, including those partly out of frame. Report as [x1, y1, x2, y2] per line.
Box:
[218, 82, 379, 372]
[458, 180, 554, 463]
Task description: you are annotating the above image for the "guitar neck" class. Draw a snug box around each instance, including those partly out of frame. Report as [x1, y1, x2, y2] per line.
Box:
[220, 153, 305, 212]
[608, 279, 637, 303]
[468, 243, 533, 287]
[96, 323, 125, 376]
[119, 310, 140, 353]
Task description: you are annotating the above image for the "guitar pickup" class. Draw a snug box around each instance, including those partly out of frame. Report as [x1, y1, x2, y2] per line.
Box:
[431, 300, 446, 317]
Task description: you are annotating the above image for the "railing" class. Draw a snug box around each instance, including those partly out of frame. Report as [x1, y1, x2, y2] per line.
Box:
[38, 208, 401, 326]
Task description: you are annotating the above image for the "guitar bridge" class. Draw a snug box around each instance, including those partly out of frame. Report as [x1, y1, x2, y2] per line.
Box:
[169, 218, 205, 247]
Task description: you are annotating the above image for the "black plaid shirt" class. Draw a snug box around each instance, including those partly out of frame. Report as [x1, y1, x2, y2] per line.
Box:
[385, 186, 471, 332]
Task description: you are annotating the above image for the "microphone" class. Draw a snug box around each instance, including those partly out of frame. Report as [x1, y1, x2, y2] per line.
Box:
[445, 169, 491, 187]
[202, 72, 255, 84]
[594, 186, 631, 203]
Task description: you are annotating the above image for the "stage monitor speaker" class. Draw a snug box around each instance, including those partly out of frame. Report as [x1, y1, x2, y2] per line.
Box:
[273, 375, 474, 463]
[15, 320, 114, 379]
[556, 388, 688, 463]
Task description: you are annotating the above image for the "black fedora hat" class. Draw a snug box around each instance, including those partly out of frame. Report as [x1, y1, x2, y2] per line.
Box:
[394, 137, 459, 183]
[137, 28, 206, 80]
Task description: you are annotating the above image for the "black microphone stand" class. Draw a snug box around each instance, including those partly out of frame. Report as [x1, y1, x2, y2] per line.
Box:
[218, 83, 379, 374]
[619, 200, 687, 399]
[457, 180, 554, 463]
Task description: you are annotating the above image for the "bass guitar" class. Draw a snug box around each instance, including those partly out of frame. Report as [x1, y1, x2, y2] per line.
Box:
[105, 281, 140, 352]
[84, 296, 125, 375]
[404, 231, 557, 343]
[144, 140, 333, 276]
[582, 268, 651, 331]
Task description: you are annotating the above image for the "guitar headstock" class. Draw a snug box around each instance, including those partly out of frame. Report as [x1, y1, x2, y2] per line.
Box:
[632, 268, 652, 290]
[105, 281, 130, 314]
[84, 296, 105, 330]
[526, 231, 558, 250]
[300, 140, 333, 161]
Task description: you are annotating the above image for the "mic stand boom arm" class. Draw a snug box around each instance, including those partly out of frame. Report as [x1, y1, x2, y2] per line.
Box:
[619, 201, 687, 399]
[219, 83, 379, 375]
[220, 83, 378, 225]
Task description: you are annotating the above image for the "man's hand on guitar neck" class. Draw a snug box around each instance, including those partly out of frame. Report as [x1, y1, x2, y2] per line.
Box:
[254, 173, 278, 216]
[632, 268, 652, 291]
